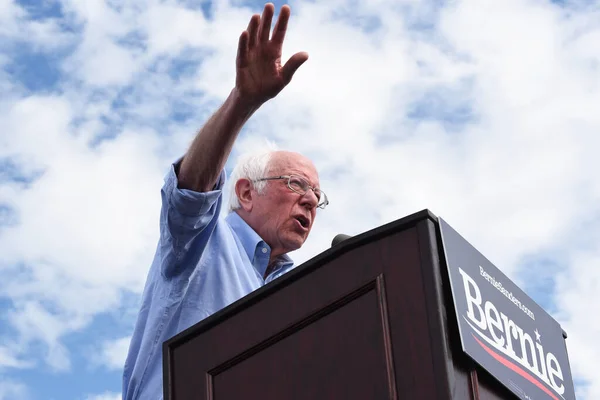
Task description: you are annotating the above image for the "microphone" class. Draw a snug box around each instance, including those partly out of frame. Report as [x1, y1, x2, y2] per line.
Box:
[331, 234, 352, 247]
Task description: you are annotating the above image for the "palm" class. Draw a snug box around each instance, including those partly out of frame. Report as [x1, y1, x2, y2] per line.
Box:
[236, 4, 308, 105]
[238, 43, 284, 99]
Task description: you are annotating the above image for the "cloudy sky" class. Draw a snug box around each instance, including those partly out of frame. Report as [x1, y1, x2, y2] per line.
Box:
[1, 0, 599, 399]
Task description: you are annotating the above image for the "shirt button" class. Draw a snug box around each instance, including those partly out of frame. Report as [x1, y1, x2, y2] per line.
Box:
[262, 247, 268, 254]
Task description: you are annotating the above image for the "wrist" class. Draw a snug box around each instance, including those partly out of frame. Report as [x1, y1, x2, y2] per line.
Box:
[229, 87, 263, 116]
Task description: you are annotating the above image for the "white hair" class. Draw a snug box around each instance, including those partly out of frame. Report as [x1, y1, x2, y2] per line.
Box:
[227, 142, 280, 212]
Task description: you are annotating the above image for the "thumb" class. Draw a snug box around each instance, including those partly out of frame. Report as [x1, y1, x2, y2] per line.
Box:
[281, 52, 309, 85]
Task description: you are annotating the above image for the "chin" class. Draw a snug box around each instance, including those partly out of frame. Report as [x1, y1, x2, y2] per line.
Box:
[282, 235, 305, 253]
[286, 241, 304, 253]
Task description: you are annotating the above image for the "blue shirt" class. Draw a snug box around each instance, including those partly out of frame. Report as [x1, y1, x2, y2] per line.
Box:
[122, 162, 294, 400]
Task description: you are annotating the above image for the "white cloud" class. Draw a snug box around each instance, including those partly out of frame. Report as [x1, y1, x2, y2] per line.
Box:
[84, 392, 121, 400]
[0, 92, 165, 371]
[0, 377, 28, 400]
[0, 0, 25, 37]
[141, 2, 210, 56]
[1, 0, 600, 398]
[94, 336, 131, 371]
[555, 241, 600, 399]
[0, 0, 73, 50]
[0, 346, 31, 369]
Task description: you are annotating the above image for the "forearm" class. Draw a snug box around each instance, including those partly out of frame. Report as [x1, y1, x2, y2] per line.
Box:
[178, 88, 260, 192]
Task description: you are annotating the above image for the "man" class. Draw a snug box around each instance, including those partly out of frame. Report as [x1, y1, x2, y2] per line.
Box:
[122, 3, 328, 399]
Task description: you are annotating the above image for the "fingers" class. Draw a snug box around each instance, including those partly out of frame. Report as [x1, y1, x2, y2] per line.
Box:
[258, 3, 274, 43]
[247, 14, 260, 49]
[281, 51, 309, 84]
[236, 31, 249, 68]
[271, 5, 291, 44]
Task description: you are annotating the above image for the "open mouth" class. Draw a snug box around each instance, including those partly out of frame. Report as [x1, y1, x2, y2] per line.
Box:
[294, 215, 310, 229]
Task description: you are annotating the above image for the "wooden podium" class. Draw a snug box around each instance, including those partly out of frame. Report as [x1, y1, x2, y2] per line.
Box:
[163, 210, 518, 399]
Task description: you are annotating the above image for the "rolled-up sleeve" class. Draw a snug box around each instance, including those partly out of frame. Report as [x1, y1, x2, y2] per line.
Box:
[159, 161, 227, 279]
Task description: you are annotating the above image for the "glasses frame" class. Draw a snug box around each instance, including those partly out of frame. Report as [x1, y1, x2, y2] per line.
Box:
[253, 175, 329, 209]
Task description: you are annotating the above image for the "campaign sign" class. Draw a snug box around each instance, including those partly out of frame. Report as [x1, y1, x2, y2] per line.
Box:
[439, 217, 575, 400]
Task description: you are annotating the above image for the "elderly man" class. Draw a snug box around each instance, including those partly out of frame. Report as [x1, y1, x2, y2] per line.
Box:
[122, 3, 327, 400]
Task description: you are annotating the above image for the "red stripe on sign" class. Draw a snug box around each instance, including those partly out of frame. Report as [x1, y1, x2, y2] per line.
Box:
[471, 333, 559, 400]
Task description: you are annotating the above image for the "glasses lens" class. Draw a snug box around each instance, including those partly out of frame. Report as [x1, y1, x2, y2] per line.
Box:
[289, 176, 328, 209]
[312, 188, 322, 201]
[288, 176, 308, 193]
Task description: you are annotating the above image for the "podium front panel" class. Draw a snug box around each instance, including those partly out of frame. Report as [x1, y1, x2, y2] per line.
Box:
[210, 279, 389, 399]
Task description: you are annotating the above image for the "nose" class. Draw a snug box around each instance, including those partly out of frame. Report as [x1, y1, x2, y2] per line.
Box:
[299, 188, 319, 209]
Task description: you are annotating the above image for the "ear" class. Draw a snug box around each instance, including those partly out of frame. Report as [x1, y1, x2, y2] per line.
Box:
[235, 178, 254, 212]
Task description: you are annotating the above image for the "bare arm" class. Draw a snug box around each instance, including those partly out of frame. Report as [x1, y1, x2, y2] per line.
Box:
[178, 3, 309, 192]
[178, 90, 257, 192]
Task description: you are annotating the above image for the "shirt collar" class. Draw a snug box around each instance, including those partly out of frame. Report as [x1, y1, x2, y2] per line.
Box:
[225, 212, 293, 277]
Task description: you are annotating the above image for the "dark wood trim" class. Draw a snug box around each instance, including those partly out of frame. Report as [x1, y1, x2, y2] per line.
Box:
[417, 219, 453, 399]
[163, 334, 173, 400]
[470, 370, 480, 400]
[376, 274, 398, 400]
[206, 371, 213, 400]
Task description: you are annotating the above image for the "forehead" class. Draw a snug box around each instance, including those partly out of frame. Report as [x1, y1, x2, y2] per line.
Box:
[269, 151, 319, 184]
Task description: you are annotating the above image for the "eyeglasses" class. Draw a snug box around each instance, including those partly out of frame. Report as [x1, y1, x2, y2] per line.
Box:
[254, 175, 329, 209]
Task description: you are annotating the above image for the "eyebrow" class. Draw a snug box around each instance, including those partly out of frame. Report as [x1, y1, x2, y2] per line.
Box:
[296, 174, 320, 189]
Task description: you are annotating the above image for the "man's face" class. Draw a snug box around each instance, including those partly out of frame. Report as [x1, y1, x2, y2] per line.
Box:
[247, 151, 320, 258]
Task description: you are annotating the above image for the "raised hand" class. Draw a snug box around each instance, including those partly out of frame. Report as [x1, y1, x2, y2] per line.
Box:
[236, 3, 309, 106]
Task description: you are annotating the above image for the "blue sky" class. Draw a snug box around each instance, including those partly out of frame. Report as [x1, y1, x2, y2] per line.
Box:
[1, 0, 600, 399]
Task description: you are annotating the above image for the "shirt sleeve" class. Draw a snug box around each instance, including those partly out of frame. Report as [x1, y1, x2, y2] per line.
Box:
[158, 159, 226, 279]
